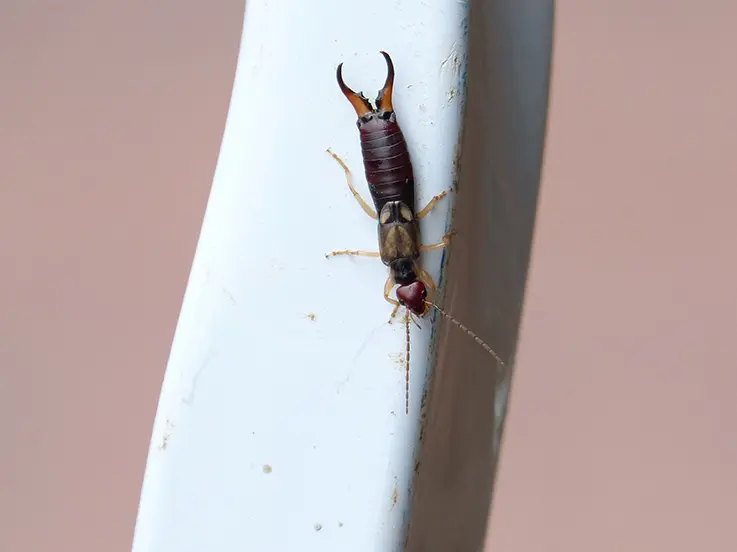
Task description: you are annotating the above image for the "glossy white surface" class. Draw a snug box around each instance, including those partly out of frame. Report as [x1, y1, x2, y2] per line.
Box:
[132, 1, 468, 550]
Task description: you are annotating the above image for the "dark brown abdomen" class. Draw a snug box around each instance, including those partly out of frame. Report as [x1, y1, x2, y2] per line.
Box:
[359, 119, 415, 212]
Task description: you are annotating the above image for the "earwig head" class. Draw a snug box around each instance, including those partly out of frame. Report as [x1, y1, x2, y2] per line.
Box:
[336, 51, 396, 123]
[396, 281, 428, 317]
[391, 260, 426, 315]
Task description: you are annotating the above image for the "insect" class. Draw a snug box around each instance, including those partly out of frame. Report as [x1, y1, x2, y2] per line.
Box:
[326, 52, 505, 414]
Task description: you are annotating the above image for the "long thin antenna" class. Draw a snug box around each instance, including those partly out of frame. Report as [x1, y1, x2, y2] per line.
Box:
[405, 308, 411, 415]
[425, 301, 506, 368]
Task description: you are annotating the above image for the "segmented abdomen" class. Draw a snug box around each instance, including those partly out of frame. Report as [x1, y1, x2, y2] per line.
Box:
[360, 121, 415, 211]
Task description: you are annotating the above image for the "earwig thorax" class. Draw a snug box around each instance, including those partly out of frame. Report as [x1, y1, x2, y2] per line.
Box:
[390, 259, 417, 286]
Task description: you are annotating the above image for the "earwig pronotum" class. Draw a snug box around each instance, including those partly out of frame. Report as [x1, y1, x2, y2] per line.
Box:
[326, 51, 505, 414]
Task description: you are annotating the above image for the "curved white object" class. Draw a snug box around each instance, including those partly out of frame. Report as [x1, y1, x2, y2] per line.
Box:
[132, 1, 469, 550]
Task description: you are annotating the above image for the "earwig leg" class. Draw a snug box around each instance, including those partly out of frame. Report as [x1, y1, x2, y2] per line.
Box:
[416, 189, 452, 219]
[420, 230, 457, 252]
[417, 268, 437, 301]
[384, 276, 399, 306]
[383, 276, 402, 323]
[325, 249, 381, 259]
[326, 148, 378, 220]
[388, 303, 401, 323]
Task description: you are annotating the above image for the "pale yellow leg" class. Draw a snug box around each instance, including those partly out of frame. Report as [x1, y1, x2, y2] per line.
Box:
[326, 148, 378, 220]
[417, 268, 437, 300]
[416, 189, 452, 219]
[384, 276, 402, 323]
[388, 303, 401, 323]
[384, 275, 399, 305]
[325, 249, 381, 259]
[420, 230, 457, 252]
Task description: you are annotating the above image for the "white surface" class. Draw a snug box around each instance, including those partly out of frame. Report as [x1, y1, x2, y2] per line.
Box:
[132, 1, 469, 550]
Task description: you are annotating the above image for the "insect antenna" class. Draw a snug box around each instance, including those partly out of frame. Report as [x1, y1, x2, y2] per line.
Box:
[424, 301, 506, 368]
[404, 308, 411, 415]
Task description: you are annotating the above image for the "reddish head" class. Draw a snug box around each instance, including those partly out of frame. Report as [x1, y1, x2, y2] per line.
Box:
[396, 281, 428, 317]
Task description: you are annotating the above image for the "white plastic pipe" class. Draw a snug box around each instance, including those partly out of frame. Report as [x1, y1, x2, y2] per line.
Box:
[132, 1, 469, 550]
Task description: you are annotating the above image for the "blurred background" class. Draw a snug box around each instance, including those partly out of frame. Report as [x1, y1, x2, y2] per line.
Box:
[1, 2, 735, 551]
[1, 1, 242, 550]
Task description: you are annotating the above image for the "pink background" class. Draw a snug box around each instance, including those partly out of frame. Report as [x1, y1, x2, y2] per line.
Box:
[1, 1, 242, 550]
[487, 3, 737, 551]
[2, 2, 735, 551]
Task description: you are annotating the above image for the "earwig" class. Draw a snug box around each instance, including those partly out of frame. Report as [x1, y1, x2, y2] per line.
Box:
[326, 52, 505, 414]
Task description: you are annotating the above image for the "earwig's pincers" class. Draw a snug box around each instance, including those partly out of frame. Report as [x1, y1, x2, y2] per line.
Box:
[336, 63, 372, 118]
[375, 51, 395, 114]
[336, 50, 395, 120]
